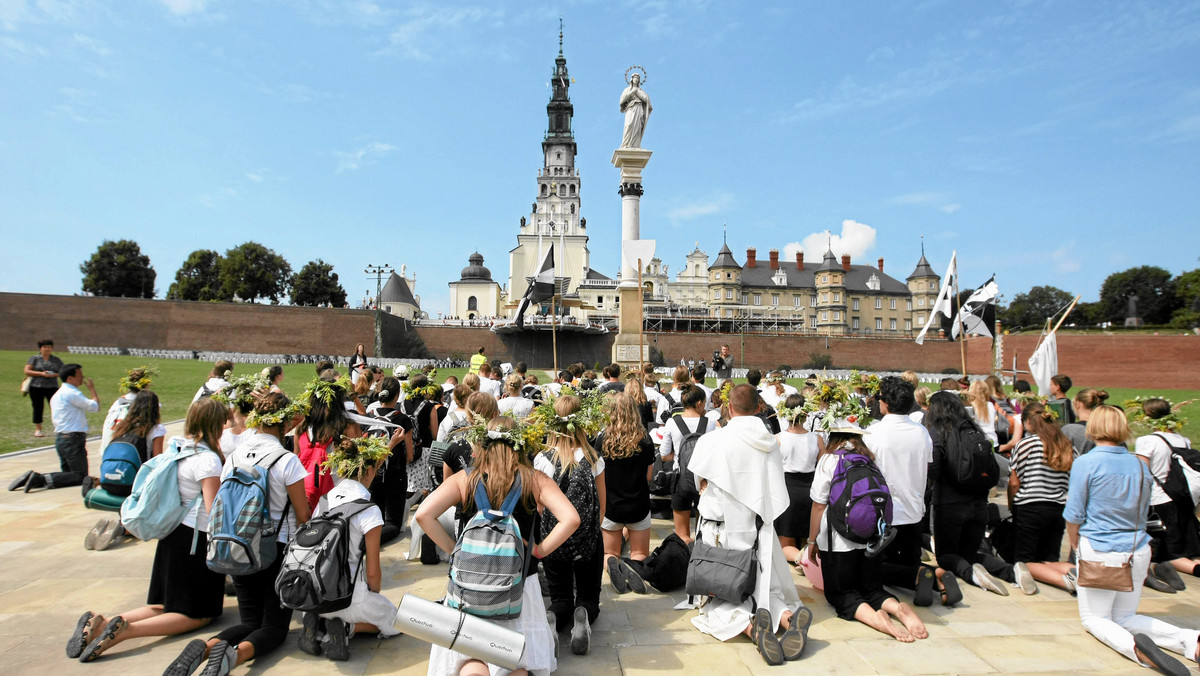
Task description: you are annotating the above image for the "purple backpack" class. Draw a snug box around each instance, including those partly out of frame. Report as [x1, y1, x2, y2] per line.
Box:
[827, 450, 893, 547]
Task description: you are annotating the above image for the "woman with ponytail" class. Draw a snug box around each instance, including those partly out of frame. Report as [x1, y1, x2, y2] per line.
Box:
[1062, 388, 1108, 455]
[1007, 402, 1076, 593]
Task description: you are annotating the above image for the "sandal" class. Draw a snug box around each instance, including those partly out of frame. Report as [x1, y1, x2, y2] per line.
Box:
[914, 569, 935, 607]
[751, 608, 784, 666]
[780, 606, 812, 661]
[65, 611, 97, 658]
[79, 616, 125, 662]
[941, 571, 963, 606]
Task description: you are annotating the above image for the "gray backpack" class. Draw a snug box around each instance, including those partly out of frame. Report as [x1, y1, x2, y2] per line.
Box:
[275, 499, 374, 613]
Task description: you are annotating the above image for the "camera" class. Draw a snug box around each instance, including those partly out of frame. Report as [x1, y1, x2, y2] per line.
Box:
[712, 350, 720, 363]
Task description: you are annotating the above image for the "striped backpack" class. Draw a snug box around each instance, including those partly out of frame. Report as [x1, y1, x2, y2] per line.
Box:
[444, 475, 531, 620]
[206, 449, 289, 576]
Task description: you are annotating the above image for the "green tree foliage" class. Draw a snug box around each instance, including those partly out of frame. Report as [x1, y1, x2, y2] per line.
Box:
[1098, 266, 1176, 325]
[290, 259, 347, 307]
[1170, 268, 1200, 328]
[167, 249, 229, 301]
[998, 285, 1074, 330]
[219, 242, 291, 303]
[80, 239, 156, 298]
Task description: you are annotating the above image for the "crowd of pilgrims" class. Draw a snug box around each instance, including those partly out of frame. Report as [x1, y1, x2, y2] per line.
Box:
[34, 354, 1200, 676]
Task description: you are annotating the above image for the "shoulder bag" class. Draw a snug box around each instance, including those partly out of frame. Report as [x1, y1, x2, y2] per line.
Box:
[1075, 462, 1145, 592]
[685, 514, 763, 604]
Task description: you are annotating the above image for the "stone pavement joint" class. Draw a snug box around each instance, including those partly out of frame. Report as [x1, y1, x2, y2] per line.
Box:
[2, 424, 1196, 675]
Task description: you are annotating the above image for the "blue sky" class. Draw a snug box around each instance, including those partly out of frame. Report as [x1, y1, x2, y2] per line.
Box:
[2, 0, 1198, 315]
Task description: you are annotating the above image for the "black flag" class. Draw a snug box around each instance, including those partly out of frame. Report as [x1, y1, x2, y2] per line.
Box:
[515, 245, 555, 328]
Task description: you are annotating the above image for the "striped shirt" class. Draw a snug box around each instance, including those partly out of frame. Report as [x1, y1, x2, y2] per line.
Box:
[1011, 436, 1070, 505]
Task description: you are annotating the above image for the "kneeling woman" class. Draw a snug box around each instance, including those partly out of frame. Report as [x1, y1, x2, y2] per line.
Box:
[809, 411, 928, 642]
[1008, 402, 1076, 592]
[417, 417, 580, 676]
[68, 398, 229, 662]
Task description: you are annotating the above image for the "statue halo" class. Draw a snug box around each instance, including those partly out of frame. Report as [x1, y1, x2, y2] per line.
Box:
[624, 65, 648, 85]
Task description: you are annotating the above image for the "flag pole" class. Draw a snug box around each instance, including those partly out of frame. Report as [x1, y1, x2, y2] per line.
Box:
[552, 291, 559, 375]
[956, 283, 967, 377]
[1051, 295, 1081, 334]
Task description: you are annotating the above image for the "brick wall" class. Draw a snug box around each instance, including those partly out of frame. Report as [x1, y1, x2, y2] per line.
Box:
[993, 334, 1200, 390]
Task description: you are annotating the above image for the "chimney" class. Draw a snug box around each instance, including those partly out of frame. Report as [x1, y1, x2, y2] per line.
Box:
[878, 257, 885, 272]
[746, 247, 757, 268]
[769, 249, 779, 270]
[796, 252, 804, 271]
[841, 254, 851, 272]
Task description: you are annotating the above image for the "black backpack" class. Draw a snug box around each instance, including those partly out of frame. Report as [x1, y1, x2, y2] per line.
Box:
[1153, 433, 1200, 507]
[672, 416, 708, 501]
[629, 533, 690, 592]
[658, 393, 684, 423]
[537, 453, 600, 563]
[944, 419, 999, 492]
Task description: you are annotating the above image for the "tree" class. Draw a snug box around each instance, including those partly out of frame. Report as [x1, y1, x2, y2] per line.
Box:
[1170, 268, 1200, 328]
[290, 259, 347, 307]
[167, 249, 229, 301]
[1098, 265, 1176, 325]
[80, 239, 156, 298]
[997, 285, 1074, 331]
[219, 242, 291, 303]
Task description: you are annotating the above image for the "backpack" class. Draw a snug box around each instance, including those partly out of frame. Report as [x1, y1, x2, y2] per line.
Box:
[826, 449, 893, 546]
[275, 498, 375, 612]
[206, 449, 290, 576]
[993, 399, 1015, 444]
[296, 431, 335, 509]
[100, 437, 143, 490]
[120, 439, 203, 541]
[538, 452, 600, 563]
[943, 420, 1000, 492]
[631, 533, 691, 592]
[407, 400, 431, 457]
[428, 413, 470, 488]
[1153, 434, 1200, 507]
[669, 416, 708, 500]
[445, 476, 532, 620]
[658, 393, 684, 423]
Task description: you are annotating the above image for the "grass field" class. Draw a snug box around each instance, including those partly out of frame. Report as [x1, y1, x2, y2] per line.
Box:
[2, 349, 1195, 454]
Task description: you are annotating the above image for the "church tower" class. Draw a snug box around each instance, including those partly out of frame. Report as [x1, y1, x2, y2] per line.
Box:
[507, 27, 590, 317]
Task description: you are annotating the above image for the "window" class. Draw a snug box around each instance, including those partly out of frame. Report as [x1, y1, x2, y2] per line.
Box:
[852, 317, 860, 330]
[726, 309, 733, 318]
[556, 152, 562, 160]
[905, 320, 912, 331]
[890, 319, 897, 331]
[929, 281, 938, 291]
[821, 293, 829, 303]
[753, 295, 762, 306]
[918, 314, 926, 325]
[906, 299, 913, 311]
[771, 295, 779, 306]
[793, 295, 801, 307]
[570, 184, 576, 196]
[875, 298, 883, 310]
[852, 299, 860, 310]
[713, 289, 720, 300]
[833, 311, 840, 320]
[467, 296, 478, 311]
[742, 294, 749, 304]
[833, 292, 840, 302]
[890, 298, 897, 310]
[876, 318, 883, 331]
[918, 297, 925, 307]
[541, 184, 548, 196]
[866, 273, 881, 291]
[821, 311, 828, 321]
[726, 272, 732, 280]
[810, 296, 818, 307]
[725, 289, 733, 300]
[823, 275, 829, 283]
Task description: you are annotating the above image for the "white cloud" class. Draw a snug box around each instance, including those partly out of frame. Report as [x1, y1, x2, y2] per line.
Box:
[666, 192, 733, 223]
[156, 0, 212, 16]
[72, 33, 110, 56]
[334, 140, 396, 173]
[1052, 243, 1080, 273]
[889, 191, 961, 215]
[1, 35, 49, 58]
[384, 6, 502, 60]
[782, 219, 878, 261]
[938, 203, 962, 214]
[245, 171, 263, 183]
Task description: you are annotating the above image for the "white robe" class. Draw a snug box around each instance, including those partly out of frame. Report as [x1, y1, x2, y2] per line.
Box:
[688, 416, 802, 641]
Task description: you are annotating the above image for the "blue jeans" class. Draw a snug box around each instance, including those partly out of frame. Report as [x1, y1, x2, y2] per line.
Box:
[49, 432, 88, 488]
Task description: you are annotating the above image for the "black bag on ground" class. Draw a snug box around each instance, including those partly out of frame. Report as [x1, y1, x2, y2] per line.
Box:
[629, 533, 691, 592]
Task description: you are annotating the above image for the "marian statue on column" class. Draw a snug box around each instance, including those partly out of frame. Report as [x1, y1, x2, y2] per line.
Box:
[620, 67, 652, 148]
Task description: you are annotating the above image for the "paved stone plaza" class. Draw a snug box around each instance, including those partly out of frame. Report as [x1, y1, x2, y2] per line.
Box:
[2, 424, 1197, 676]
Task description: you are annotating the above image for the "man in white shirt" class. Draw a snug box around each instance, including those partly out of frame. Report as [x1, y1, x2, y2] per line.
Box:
[9, 363, 100, 492]
[192, 359, 234, 403]
[477, 363, 503, 399]
[864, 376, 936, 600]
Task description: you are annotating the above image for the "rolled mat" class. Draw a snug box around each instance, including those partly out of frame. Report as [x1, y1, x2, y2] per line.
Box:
[83, 488, 125, 512]
[394, 594, 525, 670]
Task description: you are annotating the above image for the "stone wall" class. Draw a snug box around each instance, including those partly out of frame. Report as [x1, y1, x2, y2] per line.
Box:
[995, 334, 1200, 390]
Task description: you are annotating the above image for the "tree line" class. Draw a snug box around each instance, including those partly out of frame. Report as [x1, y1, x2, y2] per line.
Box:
[998, 266, 1200, 330]
[79, 239, 348, 307]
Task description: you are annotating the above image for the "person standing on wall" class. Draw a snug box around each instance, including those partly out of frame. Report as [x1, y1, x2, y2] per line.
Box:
[468, 346, 487, 376]
[24, 338, 63, 438]
[712, 344, 734, 380]
[9, 363, 100, 492]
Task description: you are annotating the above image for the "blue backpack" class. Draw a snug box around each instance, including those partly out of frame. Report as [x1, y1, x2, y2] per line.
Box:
[206, 449, 289, 576]
[826, 449, 893, 547]
[100, 437, 142, 489]
[445, 476, 531, 620]
[120, 439, 203, 541]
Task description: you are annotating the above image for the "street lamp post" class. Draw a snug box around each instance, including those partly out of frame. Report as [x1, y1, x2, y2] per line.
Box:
[365, 263, 394, 357]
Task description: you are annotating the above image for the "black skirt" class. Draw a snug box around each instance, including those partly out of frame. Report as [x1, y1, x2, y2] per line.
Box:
[774, 471, 815, 540]
[147, 524, 225, 619]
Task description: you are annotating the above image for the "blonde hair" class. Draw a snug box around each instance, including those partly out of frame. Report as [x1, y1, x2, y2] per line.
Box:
[984, 375, 1007, 400]
[549, 395, 598, 474]
[914, 386, 931, 408]
[1087, 405, 1130, 445]
[467, 417, 536, 512]
[462, 373, 481, 391]
[505, 374, 524, 395]
[465, 391, 499, 422]
[624, 377, 646, 406]
[968, 381, 992, 422]
[900, 371, 919, 388]
[1074, 388, 1110, 411]
[601, 393, 645, 460]
[186, 397, 229, 461]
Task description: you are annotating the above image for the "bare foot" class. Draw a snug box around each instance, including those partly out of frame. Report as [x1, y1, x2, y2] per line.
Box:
[877, 609, 915, 643]
[895, 603, 928, 639]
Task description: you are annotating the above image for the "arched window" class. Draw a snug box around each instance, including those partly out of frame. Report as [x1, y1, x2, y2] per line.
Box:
[467, 296, 478, 311]
[541, 184, 548, 197]
[569, 184, 576, 196]
[558, 184, 565, 197]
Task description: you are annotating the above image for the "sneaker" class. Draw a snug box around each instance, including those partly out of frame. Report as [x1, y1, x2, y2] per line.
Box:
[297, 611, 323, 656]
[8, 470, 34, 492]
[94, 520, 126, 552]
[81, 475, 96, 499]
[547, 611, 559, 658]
[83, 518, 108, 551]
[865, 526, 898, 559]
[162, 639, 208, 676]
[324, 618, 350, 661]
[972, 563, 1009, 596]
[569, 607, 591, 655]
[779, 606, 812, 661]
[606, 556, 630, 594]
[1014, 562, 1038, 595]
[199, 640, 236, 676]
[620, 559, 647, 594]
[751, 607, 784, 666]
[1134, 632, 1191, 676]
[23, 472, 47, 493]
[1154, 562, 1187, 591]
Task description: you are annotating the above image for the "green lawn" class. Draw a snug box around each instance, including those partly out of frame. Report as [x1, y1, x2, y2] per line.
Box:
[3, 349, 1195, 454]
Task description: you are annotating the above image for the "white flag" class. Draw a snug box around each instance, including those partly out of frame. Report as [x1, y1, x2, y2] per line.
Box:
[915, 251, 957, 345]
[1028, 331, 1058, 394]
[952, 276, 999, 339]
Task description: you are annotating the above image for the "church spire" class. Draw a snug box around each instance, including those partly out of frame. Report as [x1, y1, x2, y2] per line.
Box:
[546, 24, 574, 143]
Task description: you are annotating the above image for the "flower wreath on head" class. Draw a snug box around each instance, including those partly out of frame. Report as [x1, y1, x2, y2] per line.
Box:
[321, 435, 392, 479]
[814, 396, 871, 435]
[405, 384, 442, 402]
[117, 366, 157, 394]
[1125, 395, 1194, 434]
[527, 389, 608, 439]
[718, 380, 734, 407]
[848, 370, 880, 396]
[775, 401, 803, 427]
[245, 397, 310, 429]
[463, 418, 546, 457]
[804, 380, 851, 411]
[300, 374, 353, 407]
[213, 371, 268, 409]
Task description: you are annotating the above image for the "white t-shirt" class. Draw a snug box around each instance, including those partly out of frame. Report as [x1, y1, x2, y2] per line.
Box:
[437, 409, 471, 442]
[497, 396, 533, 419]
[777, 430, 820, 474]
[479, 378, 503, 399]
[1136, 432, 1193, 506]
[863, 414, 933, 526]
[659, 415, 710, 459]
[167, 437, 225, 533]
[704, 409, 723, 427]
[811, 451, 864, 552]
[147, 423, 167, 447]
[968, 404, 999, 448]
[643, 386, 669, 418]
[314, 478, 384, 577]
[221, 431, 309, 542]
[759, 383, 796, 409]
[218, 428, 251, 456]
[908, 410, 925, 424]
[694, 383, 715, 410]
[192, 377, 231, 403]
[534, 447, 605, 478]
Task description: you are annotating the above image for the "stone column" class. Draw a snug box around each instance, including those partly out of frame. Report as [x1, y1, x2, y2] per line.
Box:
[611, 148, 653, 367]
